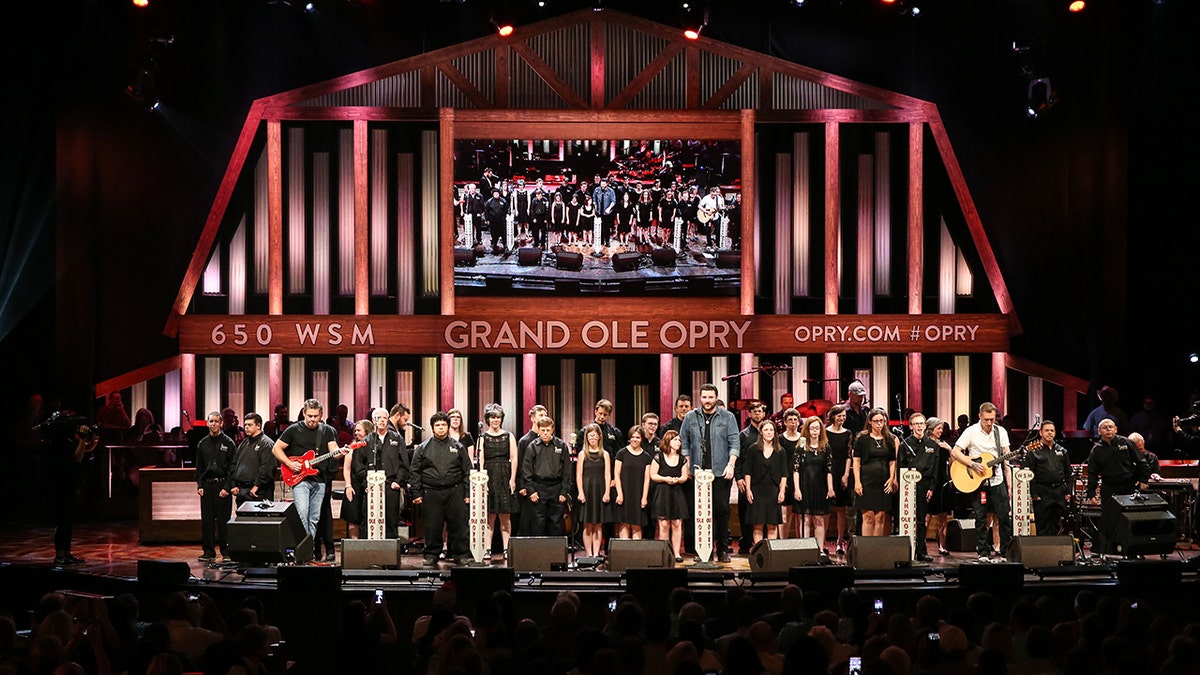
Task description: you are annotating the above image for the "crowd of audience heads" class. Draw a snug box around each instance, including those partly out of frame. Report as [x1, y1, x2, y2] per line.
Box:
[4, 581, 1200, 675]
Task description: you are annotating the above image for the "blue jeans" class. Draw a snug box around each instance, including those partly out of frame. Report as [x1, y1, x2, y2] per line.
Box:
[292, 479, 326, 540]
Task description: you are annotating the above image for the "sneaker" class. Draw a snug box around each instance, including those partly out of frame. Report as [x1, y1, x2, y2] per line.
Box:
[422, 558, 438, 567]
[938, 547, 950, 556]
[993, 556, 1007, 563]
[324, 553, 336, 563]
[977, 555, 991, 563]
[835, 546, 846, 556]
[198, 554, 216, 563]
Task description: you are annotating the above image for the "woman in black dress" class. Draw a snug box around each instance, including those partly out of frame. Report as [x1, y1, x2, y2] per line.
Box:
[565, 193, 582, 245]
[475, 403, 518, 557]
[793, 416, 836, 552]
[825, 404, 854, 554]
[926, 416, 957, 555]
[658, 190, 679, 247]
[549, 192, 568, 248]
[650, 430, 690, 562]
[636, 190, 656, 245]
[613, 425, 652, 539]
[852, 408, 898, 537]
[578, 195, 598, 248]
[575, 423, 612, 558]
[340, 419, 374, 541]
[777, 408, 803, 538]
[614, 191, 635, 247]
[742, 419, 789, 544]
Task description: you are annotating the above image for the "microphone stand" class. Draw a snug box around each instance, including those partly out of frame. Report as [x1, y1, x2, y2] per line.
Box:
[721, 363, 793, 381]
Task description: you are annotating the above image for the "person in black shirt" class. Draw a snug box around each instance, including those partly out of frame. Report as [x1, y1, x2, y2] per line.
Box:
[231, 412, 275, 506]
[410, 412, 472, 566]
[47, 416, 99, 566]
[272, 399, 343, 543]
[1023, 420, 1073, 537]
[196, 411, 235, 563]
[1086, 418, 1152, 554]
[520, 417, 574, 537]
[578, 399, 625, 456]
[661, 395, 692, 436]
[515, 404, 549, 536]
[898, 413, 941, 561]
[368, 407, 409, 540]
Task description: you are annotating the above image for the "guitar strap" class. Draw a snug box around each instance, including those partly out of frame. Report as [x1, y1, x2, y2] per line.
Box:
[990, 425, 1004, 488]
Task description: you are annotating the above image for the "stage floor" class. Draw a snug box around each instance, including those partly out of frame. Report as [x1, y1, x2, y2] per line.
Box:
[3, 519, 1197, 589]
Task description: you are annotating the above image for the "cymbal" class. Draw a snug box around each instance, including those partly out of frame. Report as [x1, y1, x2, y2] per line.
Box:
[727, 398, 764, 412]
[795, 398, 834, 417]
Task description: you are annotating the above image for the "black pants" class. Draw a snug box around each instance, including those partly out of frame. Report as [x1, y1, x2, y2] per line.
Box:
[314, 479, 335, 556]
[531, 217, 547, 248]
[913, 482, 934, 552]
[712, 476, 733, 555]
[199, 482, 231, 556]
[1032, 488, 1068, 537]
[525, 483, 566, 537]
[421, 486, 468, 561]
[973, 481, 1012, 556]
[53, 466, 82, 555]
[737, 485, 753, 552]
[386, 485, 405, 539]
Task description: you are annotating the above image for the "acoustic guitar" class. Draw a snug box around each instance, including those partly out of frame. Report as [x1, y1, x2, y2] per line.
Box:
[281, 441, 365, 487]
[950, 446, 1023, 493]
[696, 205, 718, 224]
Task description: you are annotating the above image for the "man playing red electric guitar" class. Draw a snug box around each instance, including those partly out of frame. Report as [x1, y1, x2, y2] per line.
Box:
[272, 399, 346, 542]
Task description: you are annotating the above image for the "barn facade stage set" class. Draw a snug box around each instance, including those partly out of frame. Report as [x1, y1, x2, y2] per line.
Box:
[10, 8, 1198, 611]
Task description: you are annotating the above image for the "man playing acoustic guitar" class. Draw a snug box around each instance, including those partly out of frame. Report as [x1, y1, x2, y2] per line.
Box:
[272, 398, 347, 542]
[951, 402, 1014, 562]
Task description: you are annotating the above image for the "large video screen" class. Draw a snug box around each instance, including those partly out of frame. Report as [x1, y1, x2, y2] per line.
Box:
[451, 137, 742, 296]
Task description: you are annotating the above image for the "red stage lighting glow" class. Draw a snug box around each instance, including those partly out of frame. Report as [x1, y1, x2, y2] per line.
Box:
[497, 24, 515, 37]
[133, 0, 149, 6]
[683, 28, 701, 40]
[1068, 0, 1085, 11]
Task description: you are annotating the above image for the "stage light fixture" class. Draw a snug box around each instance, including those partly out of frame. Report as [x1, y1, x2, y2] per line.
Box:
[1189, 353, 1199, 364]
[492, 7, 517, 37]
[1068, 0, 1085, 11]
[304, 2, 315, 12]
[133, 0, 149, 6]
[125, 69, 161, 111]
[682, 7, 709, 40]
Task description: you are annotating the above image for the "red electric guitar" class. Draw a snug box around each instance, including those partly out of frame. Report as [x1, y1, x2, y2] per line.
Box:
[281, 441, 365, 487]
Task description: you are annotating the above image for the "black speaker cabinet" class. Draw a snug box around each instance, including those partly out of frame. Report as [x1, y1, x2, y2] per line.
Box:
[450, 567, 514, 606]
[608, 539, 674, 571]
[788, 565, 855, 594]
[716, 250, 741, 269]
[454, 247, 476, 267]
[555, 250, 584, 271]
[749, 537, 821, 572]
[958, 562, 1024, 592]
[137, 560, 191, 587]
[848, 536, 912, 570]
[1111, 509, 1177, 556]
[612, 251, 641, 272]
[1010, 536, 1075, 568]
[227, 502, 313, 565]
[277, 565, 342, 595]
[650, 247, 677, 266]
[508, 536, 569, 571]
[1116, 559, 1182, 588]
[624, 568, 688, 605]
[342, 539, 403, 569]
[945, 518, 978, 552]
[517, 247, 544, 266]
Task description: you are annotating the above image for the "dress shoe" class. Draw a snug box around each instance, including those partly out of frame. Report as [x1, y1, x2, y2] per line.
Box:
[717, 550, 732, 564]
[198, 554, 216, 563]
[54, 554, 84, 566]
[422, 558, 438, 567]
[916, 553, 933, 563]
[938, 547, 950, 556]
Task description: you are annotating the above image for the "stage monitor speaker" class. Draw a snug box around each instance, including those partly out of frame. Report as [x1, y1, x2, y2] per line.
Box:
[555, 250, 584, 271]
[650, 247, 677, 266]
[958, 562, 1024, 592]
[454, 247, 476, 267]
[1010, 536, 1075, 568]
[849, 536, 912, 570]
[137, 560, 191, 587]
[517, 247, 543, 266]
[485, 277, 512, 292]
[749, 537, 821, 572]
[1111, 509, 1177, 556]
[945, 519, 977, 552]
[624, 568, 688, 605]
[1111, 493, 1169, 512]
[612, 251, 641, 272]
[227, 502, 313, 565]
[473, 244, 487, 259]
[508, 536, 569, 572]
[716, 250, 741, 269]
[1116, 559, 1182, 588]
[608, 539, 674, 572]
[450, 567, 514, 608]
[788, 565, 855, 594]
[342, 539, 403, 569]
[278, 565, 342, 596]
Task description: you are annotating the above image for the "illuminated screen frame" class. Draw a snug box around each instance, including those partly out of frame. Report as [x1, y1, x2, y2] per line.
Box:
[439, 109, 756, 315]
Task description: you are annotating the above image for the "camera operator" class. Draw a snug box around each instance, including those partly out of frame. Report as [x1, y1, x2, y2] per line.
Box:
[45, 415, 99, 565]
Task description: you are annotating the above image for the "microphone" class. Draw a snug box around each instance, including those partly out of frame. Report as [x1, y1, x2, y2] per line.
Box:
[408, 422, 424, 432]
[1033, 413, 1041, 427]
